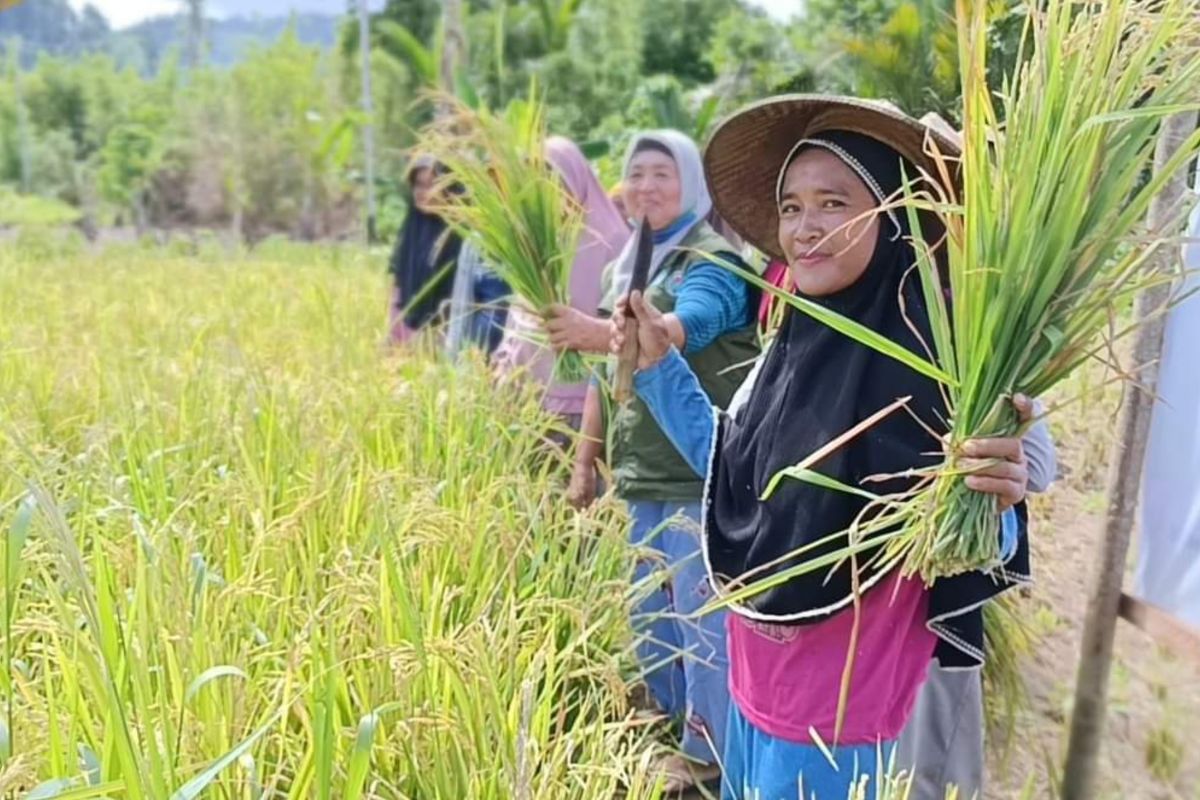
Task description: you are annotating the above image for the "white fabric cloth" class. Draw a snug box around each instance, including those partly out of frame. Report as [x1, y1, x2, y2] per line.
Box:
[444, 241, 486, 358]
[1135, 180, 1200, 626]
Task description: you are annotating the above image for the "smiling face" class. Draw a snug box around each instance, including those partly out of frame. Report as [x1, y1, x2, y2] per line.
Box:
[777, 148, 882, 297]
[624, 149, 683, 231]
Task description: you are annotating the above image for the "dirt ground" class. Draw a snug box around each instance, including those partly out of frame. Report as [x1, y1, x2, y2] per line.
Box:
[987, 371, 1200, 800]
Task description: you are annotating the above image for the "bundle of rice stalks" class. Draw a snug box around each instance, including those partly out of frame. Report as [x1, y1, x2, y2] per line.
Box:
[892, 0, 1200, 579]
[982, 595, 1034, 754]
[416, 95, 587, 381]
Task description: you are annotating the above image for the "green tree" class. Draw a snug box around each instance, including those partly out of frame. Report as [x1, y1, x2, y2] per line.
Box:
[379, 0, 440, 45]
[98, 122, 162, 231]
[792, 0, 1025, 123]
[22, 58, 90, 159]
[180, 30, 356, 238]
[798, 0, 899, 35]
[839, 0, 961, 120]
[533, 0, 643, 139]
[639, 0, 741, 86]
[0, 40, 31, 189]
[9, 54, 142, 208]
[708, 5, 800, 105]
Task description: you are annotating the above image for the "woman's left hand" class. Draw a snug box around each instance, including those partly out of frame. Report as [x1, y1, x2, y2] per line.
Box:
[959, 394, 1035, 512]
[543, 304, 610, 354]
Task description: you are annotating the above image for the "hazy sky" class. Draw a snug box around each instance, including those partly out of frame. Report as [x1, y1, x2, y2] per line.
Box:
[753, 0, 802, 20]
[69, 0, 800, 30]
[69, 1, 382, 29]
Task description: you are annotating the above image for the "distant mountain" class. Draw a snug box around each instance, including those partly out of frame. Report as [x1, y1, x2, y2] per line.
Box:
[206, 0, 358, 16]
[0, 1, 345, 71]
[0, 0, 113, 65]
[117, 12, 344, 72]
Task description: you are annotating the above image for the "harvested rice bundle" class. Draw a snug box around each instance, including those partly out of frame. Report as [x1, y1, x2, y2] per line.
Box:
[897, 0, 1200, 579]
[418, 97, 588, 381]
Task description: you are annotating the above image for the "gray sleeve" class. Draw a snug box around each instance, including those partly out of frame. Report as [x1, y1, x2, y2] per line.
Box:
[1023, 399, 1058, 493]
[445, 243, 481, 357]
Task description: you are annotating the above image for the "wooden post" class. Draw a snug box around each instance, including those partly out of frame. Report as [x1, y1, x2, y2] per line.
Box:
[356, 0, 378, 244]
[441, 0, 465, 97]
[4, 38, 32, 194]
[184, 0, 205, 70]
[1061, 110, 1199, 799]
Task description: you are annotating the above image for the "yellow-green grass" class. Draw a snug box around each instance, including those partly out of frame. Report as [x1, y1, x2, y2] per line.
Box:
[0, 189, 82, 229]
[0, 244, 662, 798]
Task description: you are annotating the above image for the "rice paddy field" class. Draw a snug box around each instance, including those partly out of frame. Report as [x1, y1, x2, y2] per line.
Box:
[1, 238, 1199, 799]
[0, 238, 663, 799]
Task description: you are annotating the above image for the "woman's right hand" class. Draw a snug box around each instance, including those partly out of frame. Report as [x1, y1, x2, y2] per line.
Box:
[611, 291, 672, 370]
[543, 305, 610, 354]
[566, 463, 597, 510]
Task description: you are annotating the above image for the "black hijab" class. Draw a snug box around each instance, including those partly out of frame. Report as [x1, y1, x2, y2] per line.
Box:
[703, 130, 1029, 667]
[389, 162, 462, 330]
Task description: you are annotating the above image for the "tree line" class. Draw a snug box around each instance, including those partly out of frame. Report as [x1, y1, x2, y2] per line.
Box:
[0, 0, 1026, 242]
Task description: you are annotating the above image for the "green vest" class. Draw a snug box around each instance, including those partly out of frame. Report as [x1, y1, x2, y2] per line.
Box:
[607, 223, 761, 501]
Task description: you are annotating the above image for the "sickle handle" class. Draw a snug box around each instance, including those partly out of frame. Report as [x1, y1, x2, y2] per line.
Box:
[613, 315, 640, 404]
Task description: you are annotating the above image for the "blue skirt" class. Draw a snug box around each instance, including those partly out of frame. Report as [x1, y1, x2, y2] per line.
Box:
[722, 702, 894, 800]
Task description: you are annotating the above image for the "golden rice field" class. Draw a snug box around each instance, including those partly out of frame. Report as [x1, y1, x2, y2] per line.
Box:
[2, 237, 1198, 800]
[0, 239, 665, 799]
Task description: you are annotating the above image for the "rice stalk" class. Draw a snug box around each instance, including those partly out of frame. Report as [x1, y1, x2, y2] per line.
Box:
[414, 93, 589, 382]
[893, 0, 1200, 579]
[981, 595, 1034, 757]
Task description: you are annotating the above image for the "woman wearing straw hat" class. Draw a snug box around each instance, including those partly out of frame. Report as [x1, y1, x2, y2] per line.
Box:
[558, 129, 760, 791]
[611, 97, 1054, 798]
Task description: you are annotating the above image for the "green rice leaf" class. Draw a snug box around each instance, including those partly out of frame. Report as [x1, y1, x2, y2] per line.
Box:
[702, 251, 957, 386]
[808, 726, 839, 770]
[25, 783, 125, 800]
[23, 780, 76, 800]
[184, 665, 248, 704]
[170, 708, 284, 800]
[764, 468, 882, 503]
[344, 712, 380, 800]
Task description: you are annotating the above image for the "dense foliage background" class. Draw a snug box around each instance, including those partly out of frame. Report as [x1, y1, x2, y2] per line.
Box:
[0, 0, 1025, 241]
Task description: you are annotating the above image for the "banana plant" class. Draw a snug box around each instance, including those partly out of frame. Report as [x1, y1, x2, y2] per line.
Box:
[531, 0, 586, 52]
[374, 19, 441, 87]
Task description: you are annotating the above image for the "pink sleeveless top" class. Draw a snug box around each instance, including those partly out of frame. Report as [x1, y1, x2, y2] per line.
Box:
[727, 572, 936, 745]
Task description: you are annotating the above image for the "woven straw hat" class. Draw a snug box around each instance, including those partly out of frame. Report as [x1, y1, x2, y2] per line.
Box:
[703, 95, 961, 260]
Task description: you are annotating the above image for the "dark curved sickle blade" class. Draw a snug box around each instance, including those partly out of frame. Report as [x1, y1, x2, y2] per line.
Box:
[629, 216, 654, 298]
